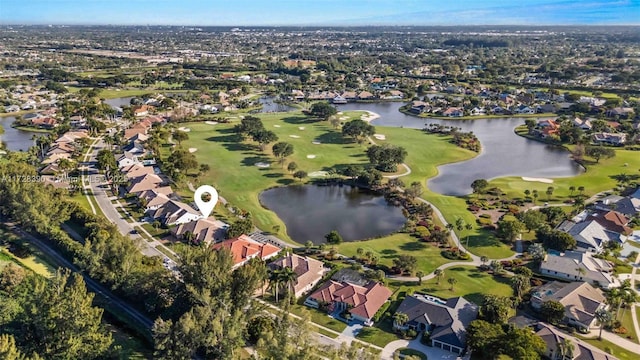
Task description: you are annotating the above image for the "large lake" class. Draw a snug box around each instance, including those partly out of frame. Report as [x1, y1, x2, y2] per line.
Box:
[0, 116, 42, 152]
[260, 185, 406, 244]
[335, 102, 583, 195]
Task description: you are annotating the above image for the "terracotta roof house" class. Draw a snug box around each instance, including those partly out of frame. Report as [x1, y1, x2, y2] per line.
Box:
[172, 217, 228, 245]
[124, 124, 149, 141]
[304, 280, 392, 324]
[393, 294, 478, 355]
[46, 142, 75, 155]
[531, 281, 607, 331]
[142, 192, 172, 212]
[539, 251, 619, 289]
[587, 210, 632, 235]
[55, 130, 89, 144]
[147, 200, 201, 226]
[133, 104, 153, 117]
[211, 234, 281, 269]
[442, 107, 463, 117]
[41, 152, 71, 164]
[127, 173, 163, 194]
[536, 323, 618, 360]
[31, 116, 58, 129]
[269, 253, 326, 298]
[357, 91, 375, 100]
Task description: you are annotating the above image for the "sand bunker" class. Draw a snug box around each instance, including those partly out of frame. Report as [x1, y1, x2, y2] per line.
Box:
[289, 135, 301, 138]
[312, 141, 321, 145]
[188, 148, 198, 153]
[177, 127, 191, 132]
[373, 134, 386, 141]
[273, 124, 281, 128]
[205, 121, 218, 125]
[522, 177, 554, 184]
[339, 116, 349, 120]
[337, 112, 343, 115]
[298, 126, 305, 130]
[361, 111, 381, 123]
[309, 171, 329, 177]
[306, 155, 316, 159]
[255, 162, 270, 168]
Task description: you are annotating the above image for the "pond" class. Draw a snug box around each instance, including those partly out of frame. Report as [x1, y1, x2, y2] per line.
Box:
[335, 102, 583, 196]
[257, 96, 297, 113]
[104, 96, 135, 109]
[260, 185, 406, 244]
[0, 116, 43, 152]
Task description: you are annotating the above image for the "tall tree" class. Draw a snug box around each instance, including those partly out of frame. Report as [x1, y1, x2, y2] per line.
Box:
[342, 119, 375, 143]
[540, 300, 565, 325]
[310, 102, 337, 120]
[595, 308, 612, 340]
[366, 144, 407, 172]
[272, 142, 294, 165]
[482, 295, 512, 324]
[471, 179, 489, 198]
[252, 129, 279, 151]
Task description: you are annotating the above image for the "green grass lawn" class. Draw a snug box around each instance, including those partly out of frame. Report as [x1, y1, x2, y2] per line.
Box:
[356, 318, 400, 348]
[398, 348, 428, 360]
[489, 148, 640, 202]
[578, 336, 637, 360]
[69, 191, 94, 213]
[0, 227, 56, 278]
[337, 233, 463, 274]
[618, 308, 639, 343]
[182, 112, 477, 245]
[105, 322, 152, 359]
[388, 266, 514, 305]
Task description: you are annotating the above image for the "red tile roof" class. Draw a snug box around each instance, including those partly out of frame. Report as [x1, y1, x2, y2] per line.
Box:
[211, 235, 281, 267]
[309, 280, 392, 320]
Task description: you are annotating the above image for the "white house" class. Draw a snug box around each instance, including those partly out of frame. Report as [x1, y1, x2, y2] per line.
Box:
[539, 251, 620, 289]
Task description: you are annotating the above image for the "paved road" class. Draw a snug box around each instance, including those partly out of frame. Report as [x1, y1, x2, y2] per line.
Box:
[82, 138, 172, 260]
[6, 223, 154, 331]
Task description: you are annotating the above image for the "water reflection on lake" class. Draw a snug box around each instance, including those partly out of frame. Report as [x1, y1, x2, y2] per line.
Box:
[260, 185, 406, 244]
[335, 102, 583, 195]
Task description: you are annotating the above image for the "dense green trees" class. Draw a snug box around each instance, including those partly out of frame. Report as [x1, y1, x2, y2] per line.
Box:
[496, 216, 524, 242]
[325, 230, 343, 244]
[470, 179, 488, 198]
[309, 102, 337, 120]
[481, 295, 512, 324]
[166, 147, 199, 176]
[586, 146, 616, 163]
[541, 300, 566, 325]
[0, 268, 113, 359]
[467, 320, 546, 359]
[366, 144, 407, 172]
[153, 247, 267, 360]
[537, 228, 577, 251]
[272, 141, 294, 165]
[392, 255, 418, 275]
[226, 217, 254, 239]
[342, 119, 375, 143]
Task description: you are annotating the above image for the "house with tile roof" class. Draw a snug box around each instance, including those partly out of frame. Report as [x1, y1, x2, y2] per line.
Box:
[172, 217, 228, 245]
[559, 219, 625, 253]
[535, 323, 618, 360]
[393, 293, 478, 355]
[269, 253, 326, 298]
[211, 234, 281, 269]
[531, 281, 607, 331]
[587, 210, 632, 236]
[304, 280, 392, 324]
[147, 200, 201, 226]
[121, 163, 156, 180]
[539, 251, 619, 289]
[127, 173, 163, 194]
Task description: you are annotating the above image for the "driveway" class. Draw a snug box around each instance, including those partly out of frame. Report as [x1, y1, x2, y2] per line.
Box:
[381, 337, 464, 360]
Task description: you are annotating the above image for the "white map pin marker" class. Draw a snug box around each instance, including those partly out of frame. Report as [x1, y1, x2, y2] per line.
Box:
[194, 185, 218, 219]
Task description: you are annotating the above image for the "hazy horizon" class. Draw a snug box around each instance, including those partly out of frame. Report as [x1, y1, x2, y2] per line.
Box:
[1, 0, 638, 26]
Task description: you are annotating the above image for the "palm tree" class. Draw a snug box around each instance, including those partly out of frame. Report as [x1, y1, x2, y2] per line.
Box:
[532, 189, 539, 204]
[511, 274, 530, 302]
[595, 308, 612, 340]
[416, 271, 425, 285]
[393, 312, 409, 329]
[434, 269, 444, 285]
[557, 338, 575, 360]
[447, 277, 457, 291]
[621, 291, 639, 319]
[569, 186, 576, 197]
[480, 256, 489, 266]
[465, 223, 473, 248]
[356, 247, 364, 259]
[278, 267, 298, 300]
[269, 270, 283, 303]
[304, 240, 314, 254]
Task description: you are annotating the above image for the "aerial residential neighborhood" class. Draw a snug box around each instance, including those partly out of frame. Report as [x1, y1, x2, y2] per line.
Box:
[0, 1, 640, 360]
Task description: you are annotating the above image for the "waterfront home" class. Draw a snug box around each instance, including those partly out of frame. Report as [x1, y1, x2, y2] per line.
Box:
[268, 253, 326, 298]
[531, 281, 607, 332]
[539, 251, 619, 289]
[592, 132, 627, 146]
[304, 280, 392, 325]
[211, 234, 281, 269]
[172, 217, 228, 245]
[572, 117, 593, 130]
[332, 95, 347, 104]
[393, 294, 478, 355]
[535, 323, 618, 360]
[442, 107, 463, 117]
[132, 104, 153, 117]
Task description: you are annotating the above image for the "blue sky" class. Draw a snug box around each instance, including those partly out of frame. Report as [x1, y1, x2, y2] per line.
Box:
[0, 0, 638, 25]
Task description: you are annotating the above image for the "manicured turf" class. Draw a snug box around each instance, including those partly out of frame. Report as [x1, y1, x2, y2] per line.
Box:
[398, 348, 428, 360]
[619, 307, 639, 343]
[0, 227, 55, 278]
[356, 320, 400, 348]
[388, 266, 514, 305]
[337, 233, 464, 274]
[490, 147, 640, 202]
[578, 336, 637, 360]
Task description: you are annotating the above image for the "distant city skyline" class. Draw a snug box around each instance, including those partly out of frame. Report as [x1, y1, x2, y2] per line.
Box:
[1, 0, 639, 26]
